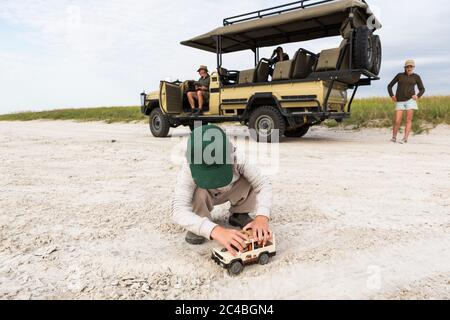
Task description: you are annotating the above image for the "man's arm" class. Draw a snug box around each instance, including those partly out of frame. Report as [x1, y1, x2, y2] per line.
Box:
[171, 163, 217, 239]
[194, 81, 208, 90]
[416, 75, 426, 98]
[194, 84, 209, 92]
[387, 74, 399, 98]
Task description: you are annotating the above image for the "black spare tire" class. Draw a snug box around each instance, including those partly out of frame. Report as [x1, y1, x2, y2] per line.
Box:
[370, 34, 382, 76]
[352, 26, 374, 70]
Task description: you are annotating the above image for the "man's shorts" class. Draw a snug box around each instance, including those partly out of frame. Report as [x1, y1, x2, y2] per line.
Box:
[396, 99, 418, 111]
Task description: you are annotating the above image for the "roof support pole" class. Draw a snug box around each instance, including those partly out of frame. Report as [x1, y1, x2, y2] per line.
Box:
[253, 47, 260, 67]
[214, 35, 223, 69]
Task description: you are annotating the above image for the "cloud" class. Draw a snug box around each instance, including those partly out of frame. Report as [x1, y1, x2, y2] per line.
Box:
[0, 0, 450, 113]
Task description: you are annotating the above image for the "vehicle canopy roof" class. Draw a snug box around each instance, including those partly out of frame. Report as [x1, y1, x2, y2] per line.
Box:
[181, 0, 380, 54]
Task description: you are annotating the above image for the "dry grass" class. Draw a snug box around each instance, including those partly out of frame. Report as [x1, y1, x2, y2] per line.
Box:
[1, 96, 449, 134]
[325, 96, 450, 133]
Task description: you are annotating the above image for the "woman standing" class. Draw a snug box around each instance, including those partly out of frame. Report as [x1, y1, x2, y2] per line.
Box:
[388, 60, 425, 144]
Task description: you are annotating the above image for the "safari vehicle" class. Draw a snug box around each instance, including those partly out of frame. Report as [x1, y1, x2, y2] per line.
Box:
[211, 230, 277, 276]
[140, 0, 382, 142]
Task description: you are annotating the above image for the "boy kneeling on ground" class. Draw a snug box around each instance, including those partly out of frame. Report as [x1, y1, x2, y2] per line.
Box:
[171, 125, 273, 255]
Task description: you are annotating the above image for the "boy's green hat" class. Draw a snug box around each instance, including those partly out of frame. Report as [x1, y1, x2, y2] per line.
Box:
[187, 125, 233, 189]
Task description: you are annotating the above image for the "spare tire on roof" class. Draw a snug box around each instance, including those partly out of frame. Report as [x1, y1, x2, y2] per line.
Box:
[352, 26, 374, 70]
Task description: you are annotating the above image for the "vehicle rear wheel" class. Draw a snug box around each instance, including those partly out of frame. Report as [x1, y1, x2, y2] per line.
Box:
[370, 34, 382, 76]
[228, 260, 244, 276]
[249, 105, 286, 143]
[352, 26, 374, 70]
[284, 125, 310, 138]
[149, 108, 170, 137]
[259, 253, 270, 265]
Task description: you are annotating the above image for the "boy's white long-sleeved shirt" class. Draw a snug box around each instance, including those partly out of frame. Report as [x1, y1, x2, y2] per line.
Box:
[171, 151, 272, 239]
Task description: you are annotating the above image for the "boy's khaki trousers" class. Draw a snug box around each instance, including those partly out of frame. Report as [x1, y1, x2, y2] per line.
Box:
[192, 177, 256, 219]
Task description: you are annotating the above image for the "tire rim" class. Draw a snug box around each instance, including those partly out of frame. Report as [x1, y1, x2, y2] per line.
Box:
[152, 115, 161, 131]
[255, 115, 275, 137]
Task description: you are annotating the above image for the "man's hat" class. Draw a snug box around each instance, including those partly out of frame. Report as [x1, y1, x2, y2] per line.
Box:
[197, 65, 209, 73]
[404, 59, 416, 67]
[186, 125, 233, 189]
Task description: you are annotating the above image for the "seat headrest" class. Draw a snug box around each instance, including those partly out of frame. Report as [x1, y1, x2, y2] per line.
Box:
[255, 60, 270, 83]
[315, 48, 341, 72]
[291, 51, 316, 79]
[238, 69, 255, 84]
[272, 60, 293, 81]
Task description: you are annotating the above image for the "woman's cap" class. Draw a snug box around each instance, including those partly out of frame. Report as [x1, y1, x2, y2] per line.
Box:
[404, 59, 416, 67]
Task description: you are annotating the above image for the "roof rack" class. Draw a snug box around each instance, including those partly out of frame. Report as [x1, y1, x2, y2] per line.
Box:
[223, 0, 352, 26]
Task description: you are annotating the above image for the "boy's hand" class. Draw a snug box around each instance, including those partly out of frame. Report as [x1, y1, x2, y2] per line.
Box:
[244, 216, 272, 246]
[211, 226, 249, 256]
[391, 96, 397, 102]
[412, 95, 419, 101]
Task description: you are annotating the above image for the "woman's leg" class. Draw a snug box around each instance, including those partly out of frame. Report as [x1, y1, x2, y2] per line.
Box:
[393, 110, 404, 140]
[404, 110, 414, 141]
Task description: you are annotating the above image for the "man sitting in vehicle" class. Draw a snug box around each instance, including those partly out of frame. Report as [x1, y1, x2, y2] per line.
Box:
[269, 46, 290, 64]
[187, 65, 210, 116]
[268, 47, 290, 76]
[171, 125, 273, 256]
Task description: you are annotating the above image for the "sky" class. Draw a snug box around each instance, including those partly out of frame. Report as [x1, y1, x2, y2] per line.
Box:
[1, 0, 450, 114]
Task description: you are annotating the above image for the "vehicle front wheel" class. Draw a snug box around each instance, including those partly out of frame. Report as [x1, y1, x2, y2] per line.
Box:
[149, 108, 170, 137]
[259, 253, 270, 265]
[249, 105, 286, 143]
[228, 260, 244, 276]
[284, 125, 310, 138]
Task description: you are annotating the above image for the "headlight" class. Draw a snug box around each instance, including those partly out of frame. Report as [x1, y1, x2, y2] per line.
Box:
[140, 92, 146, 107]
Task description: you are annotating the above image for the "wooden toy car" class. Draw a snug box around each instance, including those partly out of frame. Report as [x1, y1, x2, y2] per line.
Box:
[211, 229, 276, 275]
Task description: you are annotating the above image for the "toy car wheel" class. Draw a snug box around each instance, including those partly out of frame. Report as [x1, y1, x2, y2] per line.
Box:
[228, 260, 244, 276]
[284, 125, 310, 138]
[259, 253, 270, 265]
[149, 108, 170, 138]
[249, 105, 286, 143]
